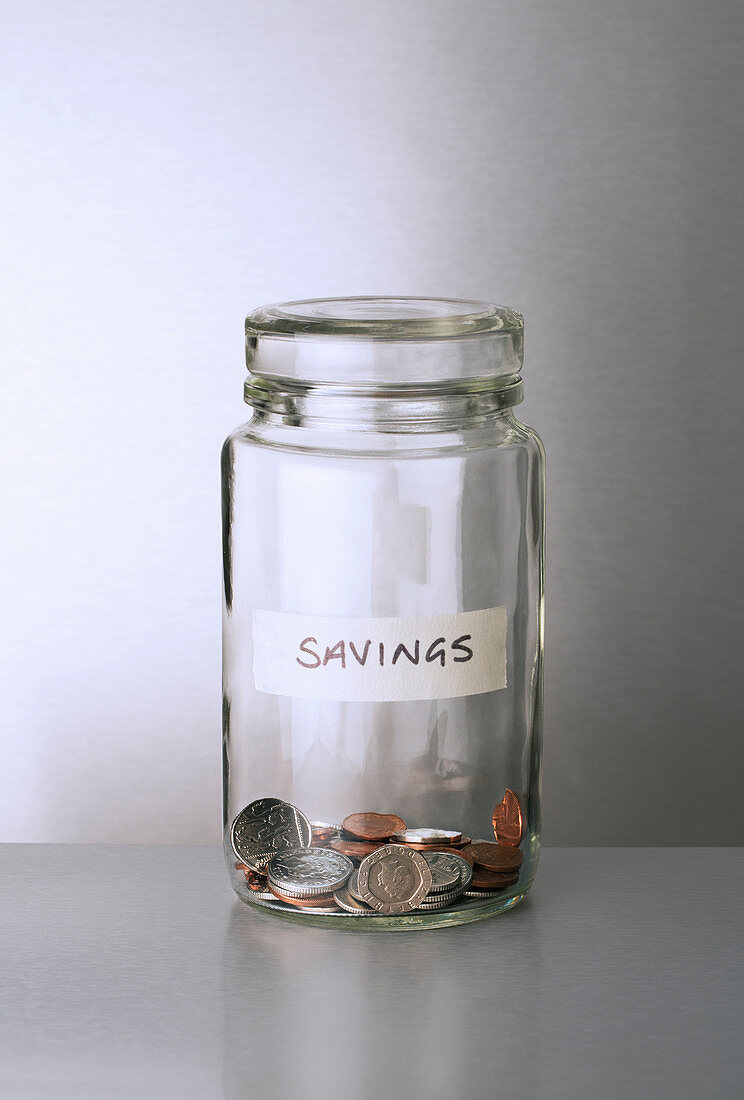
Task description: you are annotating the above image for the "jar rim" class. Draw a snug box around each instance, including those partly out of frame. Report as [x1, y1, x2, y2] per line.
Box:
[246, 296, 523, 341]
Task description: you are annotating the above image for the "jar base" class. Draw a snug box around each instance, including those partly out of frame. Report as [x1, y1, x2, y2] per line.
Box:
[231, 876, 532, 931]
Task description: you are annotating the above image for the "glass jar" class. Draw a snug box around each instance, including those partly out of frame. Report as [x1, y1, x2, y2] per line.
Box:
[222, 297, 545, 929]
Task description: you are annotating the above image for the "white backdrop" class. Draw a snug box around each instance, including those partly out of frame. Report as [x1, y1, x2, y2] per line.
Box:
[2, 0, 742, 842]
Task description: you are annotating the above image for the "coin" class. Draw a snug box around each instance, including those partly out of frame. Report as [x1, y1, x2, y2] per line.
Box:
[275, 902, 342, 914]
[392, 828, 463, 846]
[231, 798, 312, 871]
[347, 868, 365, 902]
[448, 834, 471, 849]
[248, 894, 288, 910]
[311, 821, 342, 845]
[333, 885, 375, 915]
[267, 847, 353, 897]
[406, 844, 475, 868]
[357, 845, 432, 914]
[401, 835, 471, 851]
[249, 894, 337, 913]
[249, 888, 276, 901]
[243, 868, 269, 892]
[463, 888, 508, 898]
[422, 850, 473, 893]
[416, 888, 464, 909]
[420, 850, 462, 893]
[470, 867, 520, 889]
[267, 883, 340, 908]
[339, 829, 387, 843]
[342, 812, 407, 841]
[329, 837, 385, 860]
[461, 842, 524, 873]
[262, 895, 341, 914]
[492, 789, 524, 847]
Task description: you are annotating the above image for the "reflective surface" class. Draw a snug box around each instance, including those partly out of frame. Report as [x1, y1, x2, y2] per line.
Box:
[2, 846, 742, 1099]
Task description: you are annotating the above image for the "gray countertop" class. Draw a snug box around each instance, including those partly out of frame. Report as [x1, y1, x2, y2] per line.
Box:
[1, 846, 741, 1099]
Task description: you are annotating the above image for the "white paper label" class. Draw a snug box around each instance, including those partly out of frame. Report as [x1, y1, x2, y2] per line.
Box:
[252, 607, 507, 702]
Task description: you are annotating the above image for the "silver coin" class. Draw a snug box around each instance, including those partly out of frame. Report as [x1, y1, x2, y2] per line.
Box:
[357, 844, 432, 915]
[291, 906, 343, 915]
[421, 850, 463, 893]
[250, 895, 341, 915]
[423, 850, 473, 893]
[420, 880, 462, 897]
[333, 884, 375, 915]
[247, 894, 292, 910]
[231, 798, 312, 871]
[392, 828, 463, 845]
[419, 886, 466, 907]
[311, 821, 343, 832]
[347, 868, 366, 902]
[267, 847, 353, 897]
[463, 888, 507, 898]
[416, 891, 463, 910]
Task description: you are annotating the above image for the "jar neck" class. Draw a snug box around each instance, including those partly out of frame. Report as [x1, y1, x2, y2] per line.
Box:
[243, 375, 524, 433]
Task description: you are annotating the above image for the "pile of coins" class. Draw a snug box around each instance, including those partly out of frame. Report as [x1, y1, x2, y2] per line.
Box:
[231, 791, 525, 919]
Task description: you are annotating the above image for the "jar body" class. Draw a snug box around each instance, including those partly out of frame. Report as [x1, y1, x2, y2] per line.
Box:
[222, 405, 544, 929]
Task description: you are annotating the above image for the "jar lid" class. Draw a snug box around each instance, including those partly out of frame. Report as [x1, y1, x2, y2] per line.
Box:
[245, 296, 524, 387]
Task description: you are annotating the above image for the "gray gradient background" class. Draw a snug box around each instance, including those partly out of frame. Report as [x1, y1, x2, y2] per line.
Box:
[2, 0, 742, 844]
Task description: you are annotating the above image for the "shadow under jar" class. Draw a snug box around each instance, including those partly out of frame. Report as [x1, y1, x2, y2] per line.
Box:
[222, 297, 545, 929]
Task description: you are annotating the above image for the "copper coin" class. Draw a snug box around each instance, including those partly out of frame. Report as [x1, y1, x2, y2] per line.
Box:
[244, 869, 269, 892]
[444, 835, 471, 849]
[492, 789, 524, 847]
[462, 842, 524, 872]
[392, 828, 463, 846]
[467, 886, 515, 896]
[342, 812, 407, 841]
[267, 884, 339, 909]
[470, 867, 520, 889]
[235, 861, 268, 891]
[329, 837, 384, 860]
[311, 821, 342, 845]
[259, 895, 340, 914]
[399, 840, 469, 854]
